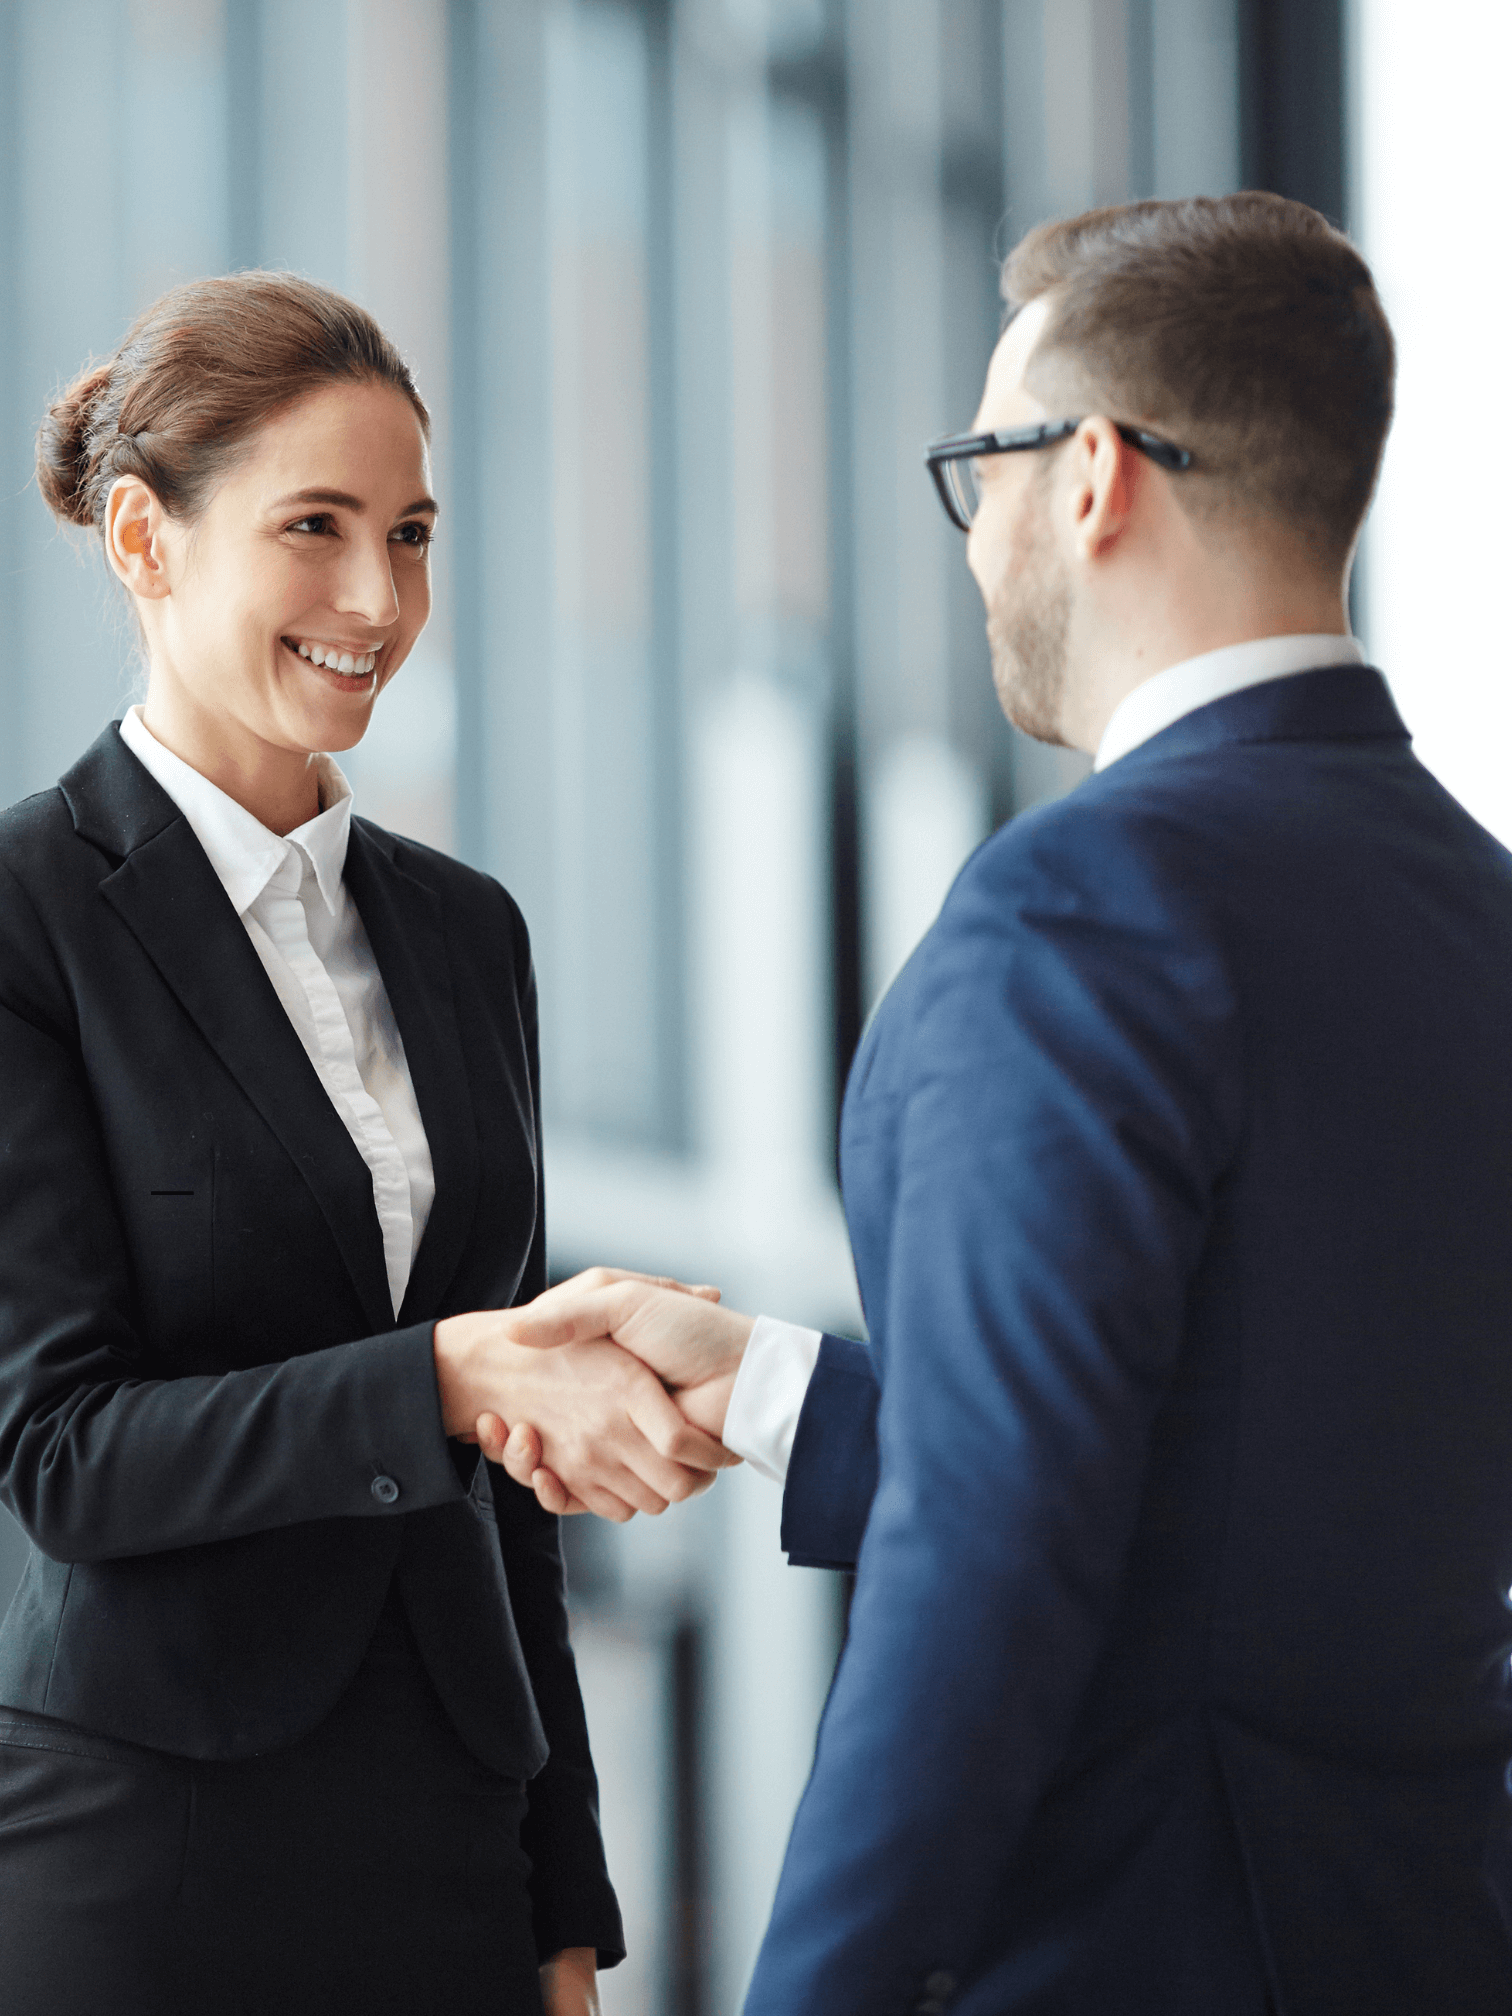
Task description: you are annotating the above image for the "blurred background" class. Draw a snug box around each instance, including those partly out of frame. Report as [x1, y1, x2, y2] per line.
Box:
[0, 1, 1503, 2008]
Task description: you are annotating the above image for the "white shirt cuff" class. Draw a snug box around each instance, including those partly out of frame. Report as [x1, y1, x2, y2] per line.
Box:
[723, 1316, 824, 1484]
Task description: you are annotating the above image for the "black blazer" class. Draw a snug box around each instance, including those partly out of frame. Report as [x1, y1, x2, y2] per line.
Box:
[0, 723, 621, 1961]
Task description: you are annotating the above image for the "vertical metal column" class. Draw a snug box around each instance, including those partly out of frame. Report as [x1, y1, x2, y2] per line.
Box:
[1239, 0, 1346, 222]
[225, 0, 262, 269]
[447, 0, 485, 871]
[646, 0, 691, 1152]
[0, 0, 24, 811]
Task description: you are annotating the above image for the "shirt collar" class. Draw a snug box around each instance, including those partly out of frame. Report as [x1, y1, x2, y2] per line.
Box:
[118, 705, 353, 916]
[1093, 633, 1366, 772]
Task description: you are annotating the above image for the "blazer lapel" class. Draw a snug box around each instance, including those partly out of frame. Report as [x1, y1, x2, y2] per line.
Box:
[66, 727, 395, 1334]
[342, 821, 482, 1323]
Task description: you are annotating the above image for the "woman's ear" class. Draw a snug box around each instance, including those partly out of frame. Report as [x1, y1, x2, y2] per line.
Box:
[104, 478, 172, 600]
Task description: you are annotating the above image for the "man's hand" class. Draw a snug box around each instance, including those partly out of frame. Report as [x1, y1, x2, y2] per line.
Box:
[433, 1271, 737, 1522]
[475, 1273, 756, 1515]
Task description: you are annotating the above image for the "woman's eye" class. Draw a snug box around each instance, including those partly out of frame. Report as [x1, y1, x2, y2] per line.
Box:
[288, 514, 333, 536]
[391, 521, 434, 549]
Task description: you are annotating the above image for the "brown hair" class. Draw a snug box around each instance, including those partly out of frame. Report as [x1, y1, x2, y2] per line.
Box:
[36, 271, 429, 533]
[1002, 193, 1395, 566]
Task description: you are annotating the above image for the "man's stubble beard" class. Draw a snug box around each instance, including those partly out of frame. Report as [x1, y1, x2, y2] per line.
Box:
[985, 484, 1073, 747]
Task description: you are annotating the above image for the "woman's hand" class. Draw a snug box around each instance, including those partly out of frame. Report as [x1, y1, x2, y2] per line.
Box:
[478, 1274, 757, 1517]
[433, 1271, 737, 1522]
[539, 1946, 600, 2016]
[504, 1272, 752, 1440]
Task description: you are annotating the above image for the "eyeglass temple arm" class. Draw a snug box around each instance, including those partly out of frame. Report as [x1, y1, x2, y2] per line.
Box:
[1114, 424, 1192, 471]
[924, 420, 1191, 471]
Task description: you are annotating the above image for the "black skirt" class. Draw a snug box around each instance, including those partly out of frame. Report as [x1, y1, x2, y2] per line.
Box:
[0, 1587, 546, 2016]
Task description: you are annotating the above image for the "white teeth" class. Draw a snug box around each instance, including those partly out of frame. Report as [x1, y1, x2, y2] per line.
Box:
[289, 640, 378, 675]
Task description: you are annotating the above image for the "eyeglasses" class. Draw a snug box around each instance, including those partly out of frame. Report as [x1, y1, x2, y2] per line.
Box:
[924, 419, 1193, 533]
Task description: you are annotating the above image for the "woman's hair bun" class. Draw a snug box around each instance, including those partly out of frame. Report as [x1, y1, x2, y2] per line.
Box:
[35, 362, 115, 529]
[35, 274, 427, 546]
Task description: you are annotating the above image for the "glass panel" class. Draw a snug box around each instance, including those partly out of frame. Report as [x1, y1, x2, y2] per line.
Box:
[543, 0, 664, 1140]
[728, 89, 829, 658]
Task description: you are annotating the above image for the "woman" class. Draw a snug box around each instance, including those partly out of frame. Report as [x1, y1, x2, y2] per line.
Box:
[0, 273, 723, 2014]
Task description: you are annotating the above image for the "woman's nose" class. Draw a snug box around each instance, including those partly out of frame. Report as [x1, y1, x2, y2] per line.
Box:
[334, 535, 401, 627]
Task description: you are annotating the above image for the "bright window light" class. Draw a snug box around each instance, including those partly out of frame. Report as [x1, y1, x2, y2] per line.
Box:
[1352, 1, 1512, 844]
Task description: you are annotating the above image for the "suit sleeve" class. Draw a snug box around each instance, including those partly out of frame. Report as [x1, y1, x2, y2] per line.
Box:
[781, 1335, 880, 1568]
[744, 820, 1242, 2015]
[489, 909, 625, 1967]
[0, 856, 464, 1562]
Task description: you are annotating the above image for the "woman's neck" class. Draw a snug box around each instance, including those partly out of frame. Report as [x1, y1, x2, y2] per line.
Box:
[139, 686, 323, 837]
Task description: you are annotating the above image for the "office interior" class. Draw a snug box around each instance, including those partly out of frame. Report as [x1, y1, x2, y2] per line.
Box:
[0, 2, 1501, 2008]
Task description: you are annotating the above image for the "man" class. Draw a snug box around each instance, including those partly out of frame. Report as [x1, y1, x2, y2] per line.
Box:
[490, 195, 1512, 2011]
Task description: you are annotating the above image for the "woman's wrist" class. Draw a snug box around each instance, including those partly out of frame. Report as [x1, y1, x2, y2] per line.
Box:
[432, 1309, 520, 1437]
[539, 1945, 599, 2016]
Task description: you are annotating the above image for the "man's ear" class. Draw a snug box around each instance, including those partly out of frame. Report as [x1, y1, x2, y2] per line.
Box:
[104, 478, 173, 600]
[1066, 417, 1139, 562]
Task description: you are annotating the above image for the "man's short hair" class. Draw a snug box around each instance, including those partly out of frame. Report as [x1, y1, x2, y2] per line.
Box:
[1003, 193, 1396, 568]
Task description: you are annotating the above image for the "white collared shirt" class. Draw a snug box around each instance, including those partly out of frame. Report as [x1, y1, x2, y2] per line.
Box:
[118, 706, 434, 1320]
[1093, 632, 1364, 771]
[724, 633, 1367, 1482]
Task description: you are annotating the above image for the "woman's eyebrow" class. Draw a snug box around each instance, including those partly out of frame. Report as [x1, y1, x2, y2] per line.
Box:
[270, 487, 439, 516]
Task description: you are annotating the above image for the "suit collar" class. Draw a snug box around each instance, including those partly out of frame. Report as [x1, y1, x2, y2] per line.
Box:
[117, 705, 353, 918]
[61, 720, 182, 858]
[1099, 664, 1409, 778]
[1095, 634, 1366, 771]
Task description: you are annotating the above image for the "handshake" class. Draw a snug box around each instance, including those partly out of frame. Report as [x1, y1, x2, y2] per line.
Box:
[431, 1269, 755, 1521]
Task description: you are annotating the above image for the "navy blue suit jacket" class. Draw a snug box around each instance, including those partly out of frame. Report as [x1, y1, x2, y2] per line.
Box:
[753, 668, 1512, 2015]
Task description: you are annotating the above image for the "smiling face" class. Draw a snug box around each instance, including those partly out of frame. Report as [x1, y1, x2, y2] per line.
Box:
[111, 377, 436, 827]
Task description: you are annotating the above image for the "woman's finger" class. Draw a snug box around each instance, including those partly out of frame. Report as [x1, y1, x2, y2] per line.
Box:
[545, 1411, 691, 1515]
[501, 1408, 702, 1520]
[530, 1466, 576, 1515]
[574, 1473, 652, 1523]
[461, 1413, 590, 1522]
[492, 1417, 537, 1477]
[485, 1337, 733, 1516]
[591, 1461, 671, 1518]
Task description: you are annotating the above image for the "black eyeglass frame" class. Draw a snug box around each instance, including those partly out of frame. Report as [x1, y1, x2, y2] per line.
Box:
[925, 419, 1193, 532]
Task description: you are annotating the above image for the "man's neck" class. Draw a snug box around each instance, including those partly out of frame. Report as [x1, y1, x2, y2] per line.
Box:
[1065, 576, 1350, 756]
[1091, 632, 1365, 772]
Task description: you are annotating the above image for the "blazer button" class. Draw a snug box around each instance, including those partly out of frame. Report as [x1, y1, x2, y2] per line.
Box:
[371, 1474, 400, 1505]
